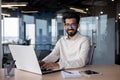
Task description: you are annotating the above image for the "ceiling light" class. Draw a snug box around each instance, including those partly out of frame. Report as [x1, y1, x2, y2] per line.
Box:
[86, 8, 89, 11]
[70, 7, 87, 14]
[1, 2, 27, 8]
[118, 13, 120, 16]
[111, 0, 114, 1]
[119, 17, 120, 19]
[21, 11, 38, 13]
[7, 6, 16, 8]
[2, 13, 10, 16]
[100, 11, 103, 14]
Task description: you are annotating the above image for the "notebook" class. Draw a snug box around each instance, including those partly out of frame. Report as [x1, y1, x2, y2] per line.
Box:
[8, 45, 61, 75]
[61, 70, 82, 78]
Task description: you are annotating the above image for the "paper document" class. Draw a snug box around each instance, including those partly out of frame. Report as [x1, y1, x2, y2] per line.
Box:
[61, 70, 82, 78]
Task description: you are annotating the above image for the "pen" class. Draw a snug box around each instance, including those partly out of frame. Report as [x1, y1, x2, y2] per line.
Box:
[63, 70, 73, 74]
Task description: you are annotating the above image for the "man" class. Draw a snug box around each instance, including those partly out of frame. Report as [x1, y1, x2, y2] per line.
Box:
[39, 11, 90, 70]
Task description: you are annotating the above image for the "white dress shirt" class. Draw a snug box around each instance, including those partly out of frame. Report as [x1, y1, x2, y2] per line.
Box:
[42, 32, 90, 69]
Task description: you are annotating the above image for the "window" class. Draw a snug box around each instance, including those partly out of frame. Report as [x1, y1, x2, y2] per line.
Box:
[2, 17, 19, 43]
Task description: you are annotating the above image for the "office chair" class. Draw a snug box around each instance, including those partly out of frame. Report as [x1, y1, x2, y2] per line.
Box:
[87, 44, 96, 65]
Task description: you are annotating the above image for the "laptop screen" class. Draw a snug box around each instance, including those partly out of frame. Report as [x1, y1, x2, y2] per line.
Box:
[9, 45, 42, 74]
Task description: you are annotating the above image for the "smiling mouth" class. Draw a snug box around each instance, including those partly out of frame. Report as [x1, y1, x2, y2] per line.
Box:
[68, 30, 73, 32]
[68, 30, 74, 32]
[68, 29, 74, 31]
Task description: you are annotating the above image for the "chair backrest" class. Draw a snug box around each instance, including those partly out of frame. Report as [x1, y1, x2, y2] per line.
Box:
[87, 44, 96, 65]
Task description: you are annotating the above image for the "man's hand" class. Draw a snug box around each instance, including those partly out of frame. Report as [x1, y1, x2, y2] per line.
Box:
[41, 62, 59, 70]
[39, 61, 45, 66]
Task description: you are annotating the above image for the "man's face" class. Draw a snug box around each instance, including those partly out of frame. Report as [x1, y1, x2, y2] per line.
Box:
[64, 18, 79, 37]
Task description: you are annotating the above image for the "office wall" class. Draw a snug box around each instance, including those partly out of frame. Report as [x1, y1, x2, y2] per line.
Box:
[0, 0, 3, 68]
[93, 17, 115, 64]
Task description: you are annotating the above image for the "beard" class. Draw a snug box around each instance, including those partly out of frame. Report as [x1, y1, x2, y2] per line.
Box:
[66, 29, 77, 37]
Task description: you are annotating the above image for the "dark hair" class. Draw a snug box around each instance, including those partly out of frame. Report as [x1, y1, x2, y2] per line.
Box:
[63, 11, 80, 24]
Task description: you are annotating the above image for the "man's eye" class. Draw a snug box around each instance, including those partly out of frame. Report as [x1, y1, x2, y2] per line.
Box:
[71, 24, 77, 26]
[65, 24, 70, 26]
[65, 23, 77, 27]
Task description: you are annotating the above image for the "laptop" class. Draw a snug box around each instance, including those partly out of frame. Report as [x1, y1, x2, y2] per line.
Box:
[8, 45, 62, 75]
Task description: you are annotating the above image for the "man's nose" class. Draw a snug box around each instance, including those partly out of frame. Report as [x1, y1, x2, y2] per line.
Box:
[68, 25, 73, 29]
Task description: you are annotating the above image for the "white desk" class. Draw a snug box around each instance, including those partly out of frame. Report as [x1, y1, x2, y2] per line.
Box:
[0, 64, 120, 80]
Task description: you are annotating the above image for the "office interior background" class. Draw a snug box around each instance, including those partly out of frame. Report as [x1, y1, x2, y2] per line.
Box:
[0, 0, 120, 68]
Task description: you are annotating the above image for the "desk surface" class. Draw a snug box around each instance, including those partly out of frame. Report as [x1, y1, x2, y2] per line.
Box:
[0, 64, 120, 80]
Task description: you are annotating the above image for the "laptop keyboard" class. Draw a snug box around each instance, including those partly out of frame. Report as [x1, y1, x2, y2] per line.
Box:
[41, 69, 62, 74]
[41, 69, 52, 72]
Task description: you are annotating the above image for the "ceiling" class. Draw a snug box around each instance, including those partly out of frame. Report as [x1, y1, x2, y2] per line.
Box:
[1, 0, 116, 16]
